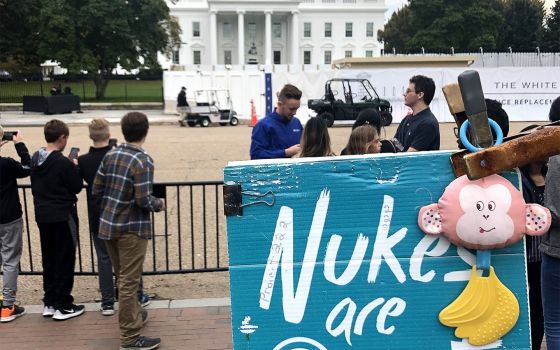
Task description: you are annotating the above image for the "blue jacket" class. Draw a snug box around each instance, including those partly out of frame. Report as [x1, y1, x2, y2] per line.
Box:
[250, 111, 303, 159]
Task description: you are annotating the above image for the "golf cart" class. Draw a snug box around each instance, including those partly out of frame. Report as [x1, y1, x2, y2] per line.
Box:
[179, 89, 239, 127]
[308, 78, 393, 127]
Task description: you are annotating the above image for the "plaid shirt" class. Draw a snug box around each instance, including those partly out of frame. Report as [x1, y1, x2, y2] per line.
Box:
[92, 143, 163, 240]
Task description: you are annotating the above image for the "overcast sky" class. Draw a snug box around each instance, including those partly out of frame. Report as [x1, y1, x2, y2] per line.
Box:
[384, 0, 557, 21]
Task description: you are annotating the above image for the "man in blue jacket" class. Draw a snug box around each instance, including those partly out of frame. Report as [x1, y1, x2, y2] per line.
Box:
[250, 84, 303, 159]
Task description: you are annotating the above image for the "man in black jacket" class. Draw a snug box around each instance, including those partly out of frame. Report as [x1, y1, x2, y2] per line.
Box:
[0, 127, 30, 323]
[30, 119, 84, 321]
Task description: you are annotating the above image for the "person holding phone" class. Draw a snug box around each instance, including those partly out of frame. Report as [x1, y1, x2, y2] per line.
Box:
[30, 119, 84, 321]
[0, 127, 30, 323]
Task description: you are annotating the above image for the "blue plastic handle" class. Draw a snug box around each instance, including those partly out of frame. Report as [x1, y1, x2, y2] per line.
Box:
[459, 119, 504, 152]
[476, 249, 492, 274]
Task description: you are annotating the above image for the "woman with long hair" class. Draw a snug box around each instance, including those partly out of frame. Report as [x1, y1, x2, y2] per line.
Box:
[299, 115, 335, 157]
[343, 124, 381, 155]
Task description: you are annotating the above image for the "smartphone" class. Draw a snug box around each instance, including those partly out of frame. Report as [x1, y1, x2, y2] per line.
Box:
[1, 130, 18, 141]
[68, 147, 80, 160]
[109, 138, 118, 148]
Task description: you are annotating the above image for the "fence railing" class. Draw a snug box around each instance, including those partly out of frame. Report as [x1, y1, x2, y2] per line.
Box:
[0, 79, 164, 104]
[17, 181, 228, 276]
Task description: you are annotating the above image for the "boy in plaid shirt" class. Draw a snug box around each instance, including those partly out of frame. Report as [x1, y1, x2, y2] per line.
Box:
[93, 112, 165, 350]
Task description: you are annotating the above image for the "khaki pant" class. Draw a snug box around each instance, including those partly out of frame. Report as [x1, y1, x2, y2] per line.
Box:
[105, 234, 148, 345]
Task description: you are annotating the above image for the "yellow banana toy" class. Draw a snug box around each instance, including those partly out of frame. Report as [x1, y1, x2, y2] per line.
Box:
[439, 266, 519, 346]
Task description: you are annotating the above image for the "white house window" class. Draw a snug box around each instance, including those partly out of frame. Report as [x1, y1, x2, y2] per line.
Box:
[304, 22, 312, 37]
[345, 22, 353, 37]
[345, 50, 352, 58]
[273, 23, 282, 38]
[172, 49, 180, 64]
[274, 50, 281, 64]
[223, 23, 233, 39]
[224, 50, 232, 64]
[365, 50, 373, 57]
[366, 22, 374, 37]
[304, 50, 311, 64]
[248, 23, 257, 41]
[324, 50, 332, 64]
[193, 22, 200, 37]
[193, 50, 201, 64]
[324, 22, 332, 37]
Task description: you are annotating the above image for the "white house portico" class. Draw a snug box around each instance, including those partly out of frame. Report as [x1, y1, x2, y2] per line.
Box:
[165, 0, 387, 68]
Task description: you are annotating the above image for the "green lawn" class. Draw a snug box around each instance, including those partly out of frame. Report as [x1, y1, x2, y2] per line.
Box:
[0, 79, 163, 103]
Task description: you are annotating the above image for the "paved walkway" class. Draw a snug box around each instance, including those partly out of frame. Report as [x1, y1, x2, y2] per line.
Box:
[0, 109, 180, 127]
[1, 298, 233, 350]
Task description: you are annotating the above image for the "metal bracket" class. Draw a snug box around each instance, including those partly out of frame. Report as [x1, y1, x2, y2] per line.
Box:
[223, 184, 276, 216]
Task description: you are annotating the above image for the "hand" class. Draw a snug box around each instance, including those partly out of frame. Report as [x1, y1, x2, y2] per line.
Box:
[0, 140, 8, 148]
[13, 130, 23, 144]
[285, 144, 301, 157]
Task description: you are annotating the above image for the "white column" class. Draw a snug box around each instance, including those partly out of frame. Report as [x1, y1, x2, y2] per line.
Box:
[237, 10, 245, 65]
[210, 10, 218, 65]
[264, 10, 272, 66]
[291, 10, 299, 65]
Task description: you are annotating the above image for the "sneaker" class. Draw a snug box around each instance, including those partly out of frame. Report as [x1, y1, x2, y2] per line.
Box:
[1, 304, 26, 323]
[120, 336, 161, 350]
[101, 305, 115, 316]
[42, 305, 55, 317]
[139, 294, 151, 308]
[52, 304, 85, 321]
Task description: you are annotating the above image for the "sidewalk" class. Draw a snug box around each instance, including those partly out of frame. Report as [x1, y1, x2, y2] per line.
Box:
[1, 298, 233, 350]
[0, 109, 179, 127]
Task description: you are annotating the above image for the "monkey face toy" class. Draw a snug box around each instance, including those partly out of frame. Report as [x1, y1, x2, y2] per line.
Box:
[417, 174, 551, 346]
[418, 174, 550, 251]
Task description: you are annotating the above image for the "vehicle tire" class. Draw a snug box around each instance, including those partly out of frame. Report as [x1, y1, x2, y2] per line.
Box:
[229, 116, 239, 126]
[200, 118, 210, 127]
[321, 112, 334, 127]
[219, 122, 228, 126]
[187, 121, 196, 127]
[380, 110, 393, 127]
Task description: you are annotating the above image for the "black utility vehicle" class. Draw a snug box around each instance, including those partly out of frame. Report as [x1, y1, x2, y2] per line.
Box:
[308, 78, 393, 127]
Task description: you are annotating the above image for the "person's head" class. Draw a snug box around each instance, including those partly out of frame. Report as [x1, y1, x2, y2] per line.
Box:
[485, 98, 509, 138]
[550, 96, 560, 122]
[88, 118, 110, 143]
[63, 86, 72, 94]
[121, 112, 149, 143]
[300, 116, 333, 157]
[181, 86, 186, 91]
[352, 108, 382, 134]
[277, 84, 302, 120]
[404, 75, 436, 108]
[456, 99, 509, 149]
[44, 119, 70, 151]
[345, 124, 381, 155]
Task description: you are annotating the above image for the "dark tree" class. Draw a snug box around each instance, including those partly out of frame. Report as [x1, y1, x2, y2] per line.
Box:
[0, 0, 43, 67]
[37, 0, 181, 99]
[497, 0, 545, 51]
[541, 0, 560, 51]
[378, 0, 505, 53]
[378, 5, 414, 52]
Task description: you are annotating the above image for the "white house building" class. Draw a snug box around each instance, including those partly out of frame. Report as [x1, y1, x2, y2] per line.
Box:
[165, 0, 387, 68]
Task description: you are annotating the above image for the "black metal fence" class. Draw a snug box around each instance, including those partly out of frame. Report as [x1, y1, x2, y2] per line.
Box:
[17, 181, 229, 276]
[0, 76, 163, 104]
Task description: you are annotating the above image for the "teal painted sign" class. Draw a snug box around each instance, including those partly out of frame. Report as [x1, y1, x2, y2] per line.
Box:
[224, 152, 530, 350]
